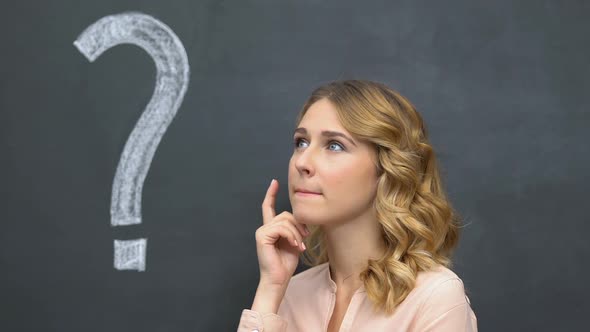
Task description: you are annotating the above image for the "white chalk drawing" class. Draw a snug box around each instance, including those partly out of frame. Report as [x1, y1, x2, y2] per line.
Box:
[74, 12, 190, 271]
[114, 239, 147, 271]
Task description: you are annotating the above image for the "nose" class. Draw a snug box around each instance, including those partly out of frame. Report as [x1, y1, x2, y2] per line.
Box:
[294, 145, 316, 177]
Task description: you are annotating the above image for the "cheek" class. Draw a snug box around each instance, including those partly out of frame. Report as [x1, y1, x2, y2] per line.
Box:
[328, 160, 368, 186]
[326, 161, 377, 201]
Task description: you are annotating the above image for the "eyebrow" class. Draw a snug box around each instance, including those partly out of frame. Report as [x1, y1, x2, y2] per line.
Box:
[293, 127, 357, 147]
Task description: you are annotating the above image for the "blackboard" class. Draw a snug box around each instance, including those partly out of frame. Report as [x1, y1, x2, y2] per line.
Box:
[1, 1, 589, 331]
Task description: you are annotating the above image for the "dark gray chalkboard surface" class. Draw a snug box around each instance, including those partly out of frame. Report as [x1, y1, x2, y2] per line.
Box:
[1, 1, 588, 331]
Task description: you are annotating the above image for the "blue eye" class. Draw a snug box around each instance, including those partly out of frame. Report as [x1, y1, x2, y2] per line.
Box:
[294, 138, 308, 149]
[293, 138, 345, 152]
[328, 141, 344, 152]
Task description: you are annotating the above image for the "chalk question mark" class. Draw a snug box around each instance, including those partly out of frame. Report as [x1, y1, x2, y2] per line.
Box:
[74, 12, 190, 271]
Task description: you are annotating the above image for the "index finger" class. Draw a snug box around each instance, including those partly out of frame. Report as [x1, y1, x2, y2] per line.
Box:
[261, 179, 278, 224]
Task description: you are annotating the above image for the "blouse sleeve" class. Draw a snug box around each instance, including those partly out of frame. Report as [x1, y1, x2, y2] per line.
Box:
[413, 278, 478, 332]
[236, 309, 288, 332]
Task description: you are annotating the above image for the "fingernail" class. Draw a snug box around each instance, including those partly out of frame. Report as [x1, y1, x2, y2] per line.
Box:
[270, 179, 274, 185]
[302, 242, 307, 250]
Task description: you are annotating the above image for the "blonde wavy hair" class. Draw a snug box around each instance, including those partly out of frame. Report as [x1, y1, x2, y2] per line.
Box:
[298, 80, 462, 315]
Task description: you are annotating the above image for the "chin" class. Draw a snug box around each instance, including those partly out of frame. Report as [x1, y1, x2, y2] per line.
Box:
[292, 209, 330, 226]
[292, 209, 315, 224]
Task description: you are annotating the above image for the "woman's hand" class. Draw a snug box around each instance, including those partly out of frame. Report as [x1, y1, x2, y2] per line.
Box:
[255, 179, 310, 287]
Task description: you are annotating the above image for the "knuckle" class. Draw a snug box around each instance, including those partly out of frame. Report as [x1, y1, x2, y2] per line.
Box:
[282, 219, 295, 228]
[282, 221, 297, 235]
[271, 223, 285, 233]
[280, 225, 293, 236]
[281, 220, 293, 227]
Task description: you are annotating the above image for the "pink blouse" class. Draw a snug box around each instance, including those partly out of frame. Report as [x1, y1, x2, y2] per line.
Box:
[237, 262, 477, 331]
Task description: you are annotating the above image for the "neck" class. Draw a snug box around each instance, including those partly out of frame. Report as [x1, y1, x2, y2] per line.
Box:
[323, 210, 385, 293]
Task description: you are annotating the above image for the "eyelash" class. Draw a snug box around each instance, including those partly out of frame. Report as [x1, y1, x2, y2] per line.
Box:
[293, 137, 346, 152]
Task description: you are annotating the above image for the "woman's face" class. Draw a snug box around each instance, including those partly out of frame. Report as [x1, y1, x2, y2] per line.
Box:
[288, 98, 380, 226]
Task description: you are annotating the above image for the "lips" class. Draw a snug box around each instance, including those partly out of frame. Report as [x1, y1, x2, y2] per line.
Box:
[294, 187, 322, 195]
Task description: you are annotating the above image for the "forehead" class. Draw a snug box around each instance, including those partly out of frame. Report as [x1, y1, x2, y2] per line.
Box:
[298, 99, 347, 133]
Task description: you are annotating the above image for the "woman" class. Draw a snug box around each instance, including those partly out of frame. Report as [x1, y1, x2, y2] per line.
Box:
[237, 80, 477, 332]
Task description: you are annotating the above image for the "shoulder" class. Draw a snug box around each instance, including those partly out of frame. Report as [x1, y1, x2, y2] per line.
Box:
[410, 265, 477, 331]
[414, 264, 470, 305]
